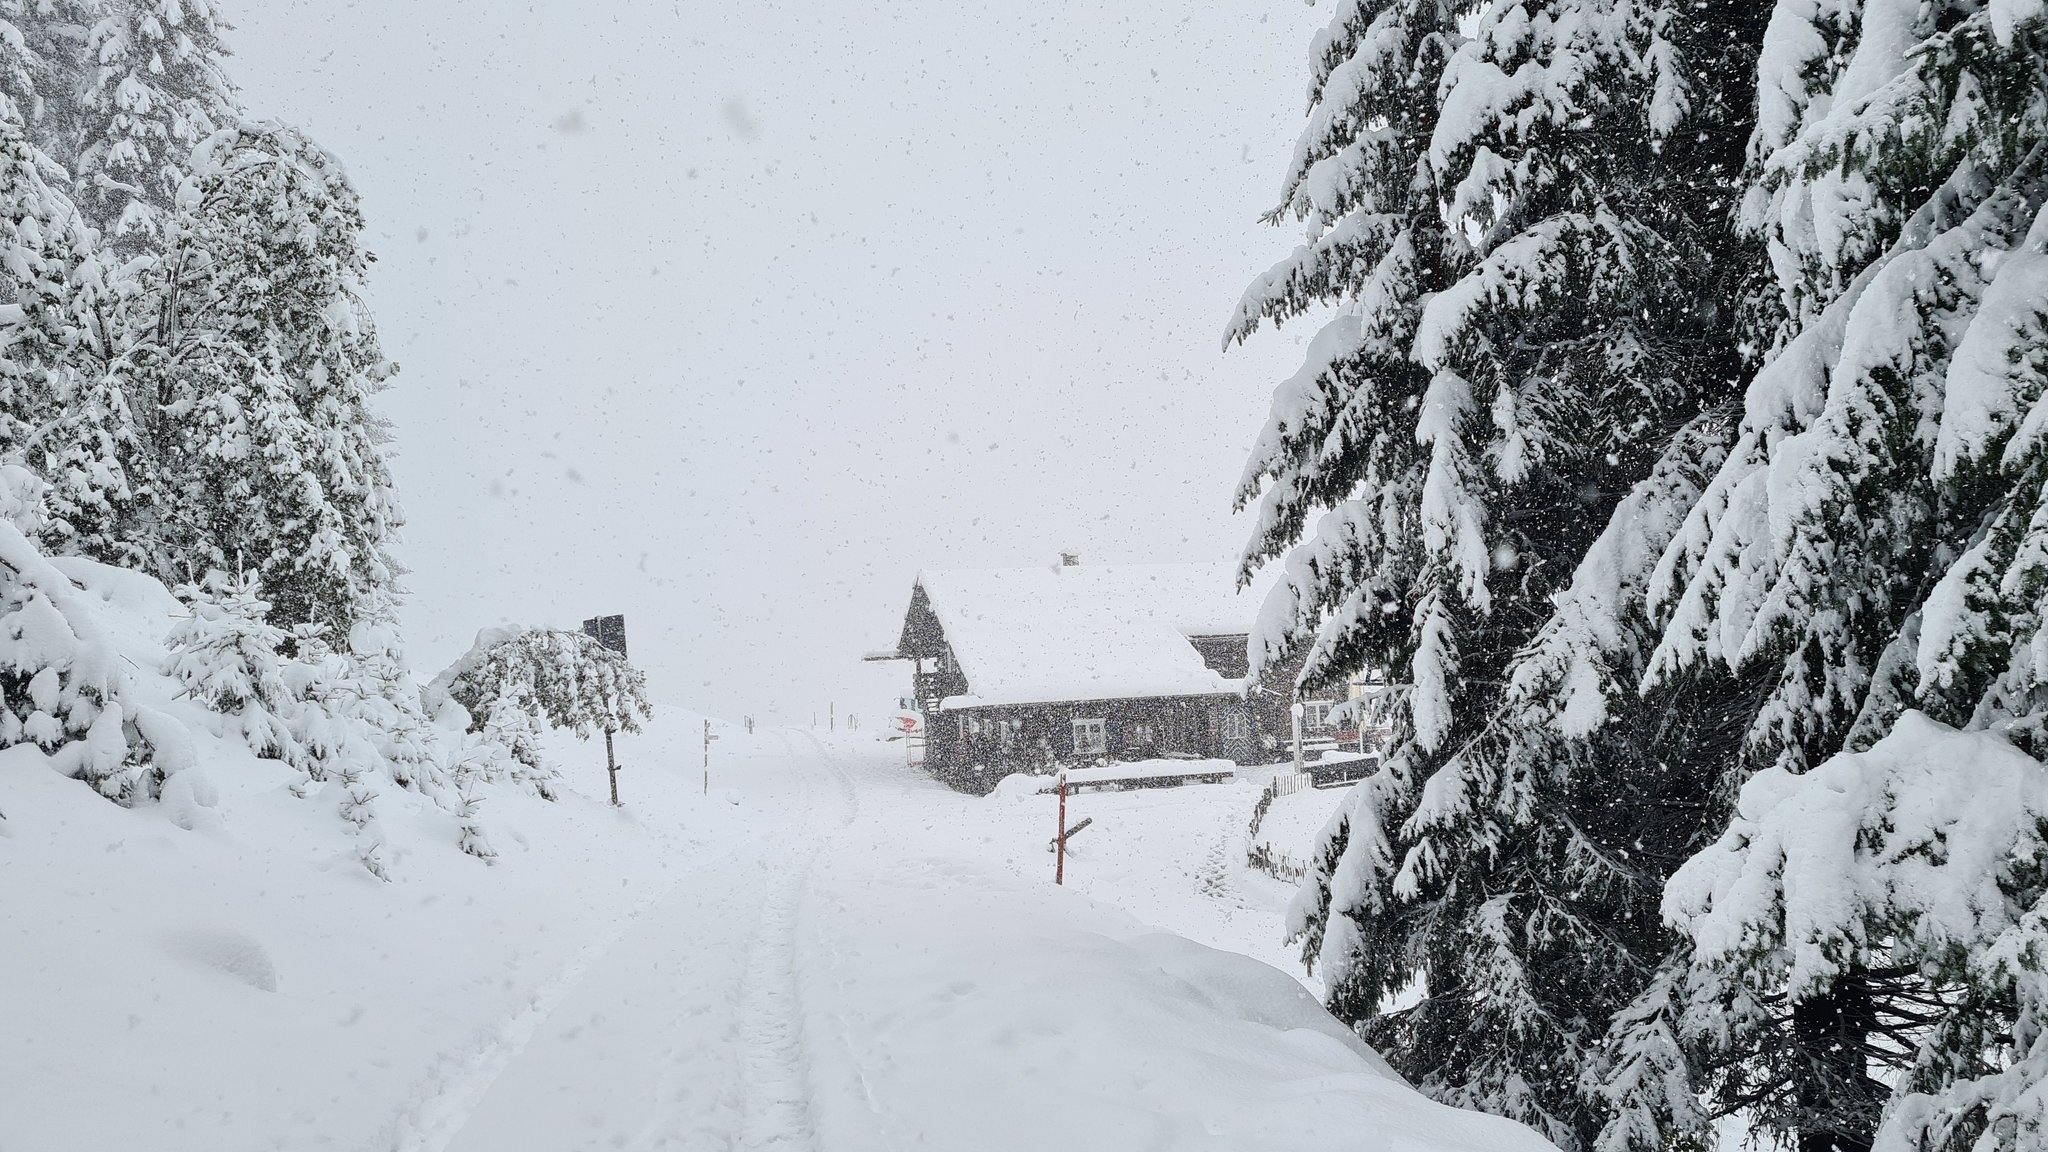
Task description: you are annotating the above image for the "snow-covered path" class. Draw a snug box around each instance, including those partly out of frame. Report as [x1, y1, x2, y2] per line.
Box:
[387, 734, 1545, 1152]
[5, 724, 1554, 1152]
[410, 732, 855, 1152]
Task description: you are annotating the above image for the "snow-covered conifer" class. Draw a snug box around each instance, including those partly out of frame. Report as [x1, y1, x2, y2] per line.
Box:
[127, 122, 401, 640]
[1235, 0, 1768, 1145]
[1639, 0, 2048, 1147]
[436, 627, 651, 799]
[162, 568, 289, 757]
[72, 0, 238, 260]
[0, 103, 143, 567]
[0, 1, 105, 168]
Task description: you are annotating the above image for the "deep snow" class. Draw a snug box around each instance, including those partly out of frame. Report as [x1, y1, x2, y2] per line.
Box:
[4, 720, 1553, 1151]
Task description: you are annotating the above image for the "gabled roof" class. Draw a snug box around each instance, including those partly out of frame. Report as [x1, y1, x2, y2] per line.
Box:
[898, 562, 1275, 709]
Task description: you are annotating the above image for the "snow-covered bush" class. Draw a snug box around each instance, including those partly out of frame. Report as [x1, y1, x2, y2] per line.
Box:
[0, 499, 163, 801]
[435, 627, 651, 799]
[160, 578, 500, 874]
[163, 570, 292, 759]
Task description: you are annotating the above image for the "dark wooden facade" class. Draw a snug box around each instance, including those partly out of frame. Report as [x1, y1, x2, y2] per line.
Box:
[895, 583, 1276, 793]
[918, 695, 1259, 792]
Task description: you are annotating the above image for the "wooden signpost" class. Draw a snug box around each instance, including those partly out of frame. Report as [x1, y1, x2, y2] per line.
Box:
[1056, 773, 1069, 884]
[604, 729, 620, 807]
[583, 615, 628, 806]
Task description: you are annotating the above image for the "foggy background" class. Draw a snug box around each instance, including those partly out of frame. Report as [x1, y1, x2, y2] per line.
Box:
[227, 0, 1319, 725]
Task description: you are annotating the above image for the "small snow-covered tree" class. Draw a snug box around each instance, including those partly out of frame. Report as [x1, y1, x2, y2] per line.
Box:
[437, 627, 650, 799]
[72, 0, 239, 260]
[162, 568, 289, 757]
[278, 621, 397, 876]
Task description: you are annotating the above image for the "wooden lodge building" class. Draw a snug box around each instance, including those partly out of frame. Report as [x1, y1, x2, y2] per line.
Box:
[885, 559, 1304, 792]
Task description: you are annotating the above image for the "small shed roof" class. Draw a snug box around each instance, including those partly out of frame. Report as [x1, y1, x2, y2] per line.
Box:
[900, 562, 1274, 710]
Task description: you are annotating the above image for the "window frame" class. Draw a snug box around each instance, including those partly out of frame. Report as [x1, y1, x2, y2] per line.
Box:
[1072, 717, 1107, 756]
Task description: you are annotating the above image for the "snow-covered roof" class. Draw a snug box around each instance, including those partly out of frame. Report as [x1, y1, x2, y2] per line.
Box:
[904, 563, 1274, 710]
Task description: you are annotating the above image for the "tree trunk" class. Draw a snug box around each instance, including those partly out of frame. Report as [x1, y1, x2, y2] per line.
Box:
[1793, 969, 1879, 1152]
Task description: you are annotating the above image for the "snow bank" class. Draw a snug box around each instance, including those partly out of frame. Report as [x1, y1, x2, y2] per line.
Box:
[805, 807, 1552, 1151]
[0, 648, 716, 1152]
[1064, 756, 1238, 786]
[1256, 782, 1350, 861]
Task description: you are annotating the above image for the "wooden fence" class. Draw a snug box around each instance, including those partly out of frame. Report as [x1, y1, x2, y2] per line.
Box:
[1245, 772, 1314, 883]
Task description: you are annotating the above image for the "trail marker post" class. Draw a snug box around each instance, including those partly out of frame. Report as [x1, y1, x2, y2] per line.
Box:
[1056, 772, 1069, 885]
[605, 728, 620, 806]
[703, 718, 718, 795]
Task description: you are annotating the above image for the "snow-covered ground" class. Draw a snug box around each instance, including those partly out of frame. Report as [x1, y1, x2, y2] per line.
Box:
[4, 720, 1552, 1151]
[1253, 781, 1352, 876]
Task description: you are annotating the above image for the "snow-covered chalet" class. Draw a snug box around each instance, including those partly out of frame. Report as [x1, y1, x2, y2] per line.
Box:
[886, 559, 1293, 791]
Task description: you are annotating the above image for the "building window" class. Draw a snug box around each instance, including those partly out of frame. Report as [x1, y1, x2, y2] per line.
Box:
[1072, 717, 1107, 756]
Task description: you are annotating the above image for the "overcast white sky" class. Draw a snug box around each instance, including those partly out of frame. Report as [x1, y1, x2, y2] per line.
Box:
[227, 0, 1320, 724]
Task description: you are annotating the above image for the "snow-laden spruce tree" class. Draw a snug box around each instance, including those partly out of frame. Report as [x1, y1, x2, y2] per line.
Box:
[437, 627, 651, 800]
[0, 94, 142, 565]
[162, 568, 290, 757]
[1633, 0, 2048, 1148]
[72, 0, 239, 261]
[123, 121, 401, 640]
[277, 622, 398, 876]
[1231, 0, 1766, 1145]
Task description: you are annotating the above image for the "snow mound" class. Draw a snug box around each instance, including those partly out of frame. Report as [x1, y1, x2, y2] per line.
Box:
[1124, 931, 1402, 1082]
[1254, 783, 1348, 859]
[807, 812, 1556, 1152]
[162, 924, 279, 992]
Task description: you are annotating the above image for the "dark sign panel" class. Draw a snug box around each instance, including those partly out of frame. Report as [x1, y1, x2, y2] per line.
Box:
[581, 614, 627, 658]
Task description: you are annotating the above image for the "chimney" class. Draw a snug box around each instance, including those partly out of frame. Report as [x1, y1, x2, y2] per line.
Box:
[1059, 551, 1081, 567]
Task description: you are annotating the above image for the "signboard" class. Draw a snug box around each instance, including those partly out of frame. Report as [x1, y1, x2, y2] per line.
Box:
[581, 614, 627, 658]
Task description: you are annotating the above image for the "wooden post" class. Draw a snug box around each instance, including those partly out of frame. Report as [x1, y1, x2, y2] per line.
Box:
[703, 718, 711, 795]
[1056, 773, 1068, 885]
[1291, 700, 1305, 775]
[605, 728, 619, 807]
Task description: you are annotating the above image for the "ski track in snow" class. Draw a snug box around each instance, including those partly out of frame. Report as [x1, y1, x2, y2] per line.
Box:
[384, 870, 688, 1152]
[732, 730, 857, 1151]
[385, 729, 859, 1152]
